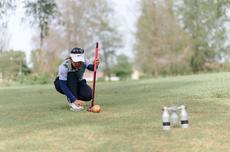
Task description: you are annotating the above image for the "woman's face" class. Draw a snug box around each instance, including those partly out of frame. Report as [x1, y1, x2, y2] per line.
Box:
[71, 60, 83, 69]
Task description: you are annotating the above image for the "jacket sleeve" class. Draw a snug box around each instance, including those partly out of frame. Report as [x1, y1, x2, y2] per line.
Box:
[85, 59, 98, 71]
[87, 64, 94, 71]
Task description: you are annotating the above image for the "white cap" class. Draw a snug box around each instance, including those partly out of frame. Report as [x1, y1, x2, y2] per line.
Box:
[70, 47, 85, 62]
[70, 53, 85, 62]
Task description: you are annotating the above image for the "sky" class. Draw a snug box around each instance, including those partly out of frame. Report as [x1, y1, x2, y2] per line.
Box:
[7, 0, 140, 63]
[8, 1, 35, 63]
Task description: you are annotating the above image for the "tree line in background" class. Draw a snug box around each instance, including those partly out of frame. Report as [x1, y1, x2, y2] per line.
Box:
[1, 0, 230, 84]
[135, 0, 230, 76]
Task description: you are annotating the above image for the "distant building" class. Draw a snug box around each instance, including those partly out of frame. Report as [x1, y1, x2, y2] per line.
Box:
[131, 69, 140, 80]
[105, 76, 120, 81]
[83, 71, 104, 81]
[83, 69, 141, 81]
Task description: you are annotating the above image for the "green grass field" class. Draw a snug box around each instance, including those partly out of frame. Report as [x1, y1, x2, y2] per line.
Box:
[1, 72, 230, 152]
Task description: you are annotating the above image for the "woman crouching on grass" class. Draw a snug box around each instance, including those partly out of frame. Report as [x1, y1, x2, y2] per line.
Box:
[54, 47, 99, 111]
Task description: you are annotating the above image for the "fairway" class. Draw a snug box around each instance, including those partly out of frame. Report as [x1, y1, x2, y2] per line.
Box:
[1, 72, 230, 152]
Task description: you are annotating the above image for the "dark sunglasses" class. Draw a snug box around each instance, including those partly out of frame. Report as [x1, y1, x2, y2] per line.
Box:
[70, 48, 84, 54]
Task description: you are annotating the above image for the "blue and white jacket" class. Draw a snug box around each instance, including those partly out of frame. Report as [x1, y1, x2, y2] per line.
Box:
[58, 58, 94, 103]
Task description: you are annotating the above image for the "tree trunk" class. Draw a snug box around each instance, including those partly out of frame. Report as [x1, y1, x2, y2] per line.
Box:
[40, 24, 44, 49]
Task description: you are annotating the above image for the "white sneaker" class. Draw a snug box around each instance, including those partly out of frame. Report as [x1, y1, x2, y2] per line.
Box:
[70, 103, 84, 111]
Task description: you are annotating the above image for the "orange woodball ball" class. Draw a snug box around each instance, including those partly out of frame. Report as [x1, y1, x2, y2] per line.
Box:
[92, 105, 101, 113]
